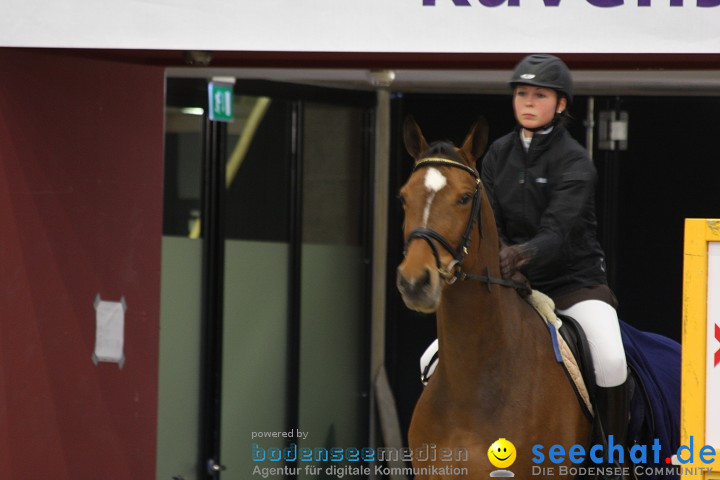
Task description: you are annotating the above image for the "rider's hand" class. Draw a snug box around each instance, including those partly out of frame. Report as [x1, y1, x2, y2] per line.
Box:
[499, 243, 532, 278]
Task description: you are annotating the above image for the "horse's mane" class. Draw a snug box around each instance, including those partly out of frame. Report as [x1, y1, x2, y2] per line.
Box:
[421, 141, 464, 163]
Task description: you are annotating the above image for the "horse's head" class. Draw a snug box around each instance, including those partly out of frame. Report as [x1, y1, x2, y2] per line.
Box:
[396, 117, 489, 313]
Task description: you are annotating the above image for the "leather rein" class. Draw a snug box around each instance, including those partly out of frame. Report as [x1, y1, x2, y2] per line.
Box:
[403, 157, 528, 292]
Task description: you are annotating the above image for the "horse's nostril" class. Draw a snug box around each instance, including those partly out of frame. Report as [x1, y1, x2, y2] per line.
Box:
[397, 269, 410, 291]
[397, 267, 432, 293]
[419, 268, 431, 288]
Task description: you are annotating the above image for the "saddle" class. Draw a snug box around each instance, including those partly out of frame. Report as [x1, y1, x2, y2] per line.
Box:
[524, 292, 657, 457]
[556, 312, 653, 447]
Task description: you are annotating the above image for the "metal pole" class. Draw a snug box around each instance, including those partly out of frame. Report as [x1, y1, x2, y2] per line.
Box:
[286, 102, 303, 480]
[586, 96, 595, 161]
[199, 116, 227, 479]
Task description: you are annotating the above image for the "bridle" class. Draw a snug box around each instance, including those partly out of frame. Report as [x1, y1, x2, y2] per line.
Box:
[403, 157, 529, 293]
[403, 157, 480, 284]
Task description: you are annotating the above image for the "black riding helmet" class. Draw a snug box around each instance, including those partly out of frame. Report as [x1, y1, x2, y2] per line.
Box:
[509, 54, 573, 105]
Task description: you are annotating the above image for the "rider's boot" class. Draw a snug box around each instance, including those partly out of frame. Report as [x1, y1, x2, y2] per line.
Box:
[596, 382, 630, 480]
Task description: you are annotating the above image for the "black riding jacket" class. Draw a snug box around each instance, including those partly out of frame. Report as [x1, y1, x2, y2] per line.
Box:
[480, 125, 608, 299]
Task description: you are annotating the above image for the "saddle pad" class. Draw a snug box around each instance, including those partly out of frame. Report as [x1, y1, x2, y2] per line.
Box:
[620, 320, 681, 478]
[525, 290, 594, 416]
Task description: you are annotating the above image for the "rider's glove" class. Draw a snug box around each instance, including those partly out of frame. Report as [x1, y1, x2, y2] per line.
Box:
[499, 243, 534, 279]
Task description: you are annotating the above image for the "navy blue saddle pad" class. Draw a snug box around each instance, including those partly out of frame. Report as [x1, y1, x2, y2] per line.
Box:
[620, 320, 681, 480]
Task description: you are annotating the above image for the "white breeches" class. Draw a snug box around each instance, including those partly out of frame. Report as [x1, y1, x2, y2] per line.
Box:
[557, 299, 628, 388]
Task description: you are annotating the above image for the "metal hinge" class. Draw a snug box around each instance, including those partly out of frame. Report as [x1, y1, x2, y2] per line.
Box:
[598, 110, 629, 151]
[207, 459, 227, 475]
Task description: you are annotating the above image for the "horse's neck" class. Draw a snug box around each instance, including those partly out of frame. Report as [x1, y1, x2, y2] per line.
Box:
[435, 265, 526, 378]
[435, 203, 536, 387]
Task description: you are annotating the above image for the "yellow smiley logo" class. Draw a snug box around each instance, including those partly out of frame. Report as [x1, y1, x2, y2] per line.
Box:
[488, 438, 517, 469]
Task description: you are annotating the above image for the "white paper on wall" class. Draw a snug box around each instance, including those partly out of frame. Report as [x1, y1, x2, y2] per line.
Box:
[92, 295, 127, 369]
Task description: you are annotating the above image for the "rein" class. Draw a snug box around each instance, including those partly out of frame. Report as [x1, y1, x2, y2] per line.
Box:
[404, 157, 528, 293]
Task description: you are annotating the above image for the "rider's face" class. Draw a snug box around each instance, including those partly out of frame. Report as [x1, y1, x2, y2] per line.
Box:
[513, 85, 566, 132]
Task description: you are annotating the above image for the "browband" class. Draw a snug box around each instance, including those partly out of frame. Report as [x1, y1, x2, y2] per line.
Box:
[413, 157, 479, 179]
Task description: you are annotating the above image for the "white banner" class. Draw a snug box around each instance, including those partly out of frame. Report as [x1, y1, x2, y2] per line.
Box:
[1, 0, 719, 53]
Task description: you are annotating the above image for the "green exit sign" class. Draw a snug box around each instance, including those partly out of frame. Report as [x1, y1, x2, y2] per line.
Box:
[208, 81, 234, 122]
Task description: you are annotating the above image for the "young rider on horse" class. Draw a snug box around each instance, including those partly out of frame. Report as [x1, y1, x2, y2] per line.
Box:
[481, 54, 629, 479]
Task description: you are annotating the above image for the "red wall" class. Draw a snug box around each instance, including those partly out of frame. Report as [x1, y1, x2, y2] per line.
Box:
[0, 49, 164, 479]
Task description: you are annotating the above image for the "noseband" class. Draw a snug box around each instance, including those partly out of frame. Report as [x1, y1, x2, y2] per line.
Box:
[403, 157, 529, 292]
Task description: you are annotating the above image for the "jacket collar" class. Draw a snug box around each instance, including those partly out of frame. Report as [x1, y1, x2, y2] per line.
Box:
[514, 124, 564, 156]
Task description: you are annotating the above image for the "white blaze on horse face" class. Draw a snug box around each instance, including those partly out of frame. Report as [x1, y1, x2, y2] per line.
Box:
[422, 168, 447, 227]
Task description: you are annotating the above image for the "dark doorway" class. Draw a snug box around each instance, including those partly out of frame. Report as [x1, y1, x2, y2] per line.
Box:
[604, 96, 720, 341]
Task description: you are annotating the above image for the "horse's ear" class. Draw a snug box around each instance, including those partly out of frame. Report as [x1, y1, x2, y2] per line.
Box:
[461, 117, 489, 163]
[403, 116, 429, 160]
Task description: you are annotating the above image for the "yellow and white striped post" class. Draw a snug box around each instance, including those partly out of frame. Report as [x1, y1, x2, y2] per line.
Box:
[681, 219, 720, 480]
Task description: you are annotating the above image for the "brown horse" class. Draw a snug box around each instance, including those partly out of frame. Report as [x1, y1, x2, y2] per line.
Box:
[396, 118, 591, 479]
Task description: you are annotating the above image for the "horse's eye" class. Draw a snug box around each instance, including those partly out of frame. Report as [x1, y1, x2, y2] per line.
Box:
[458, 193, 472, 205]
[397, 193, 406, 207]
